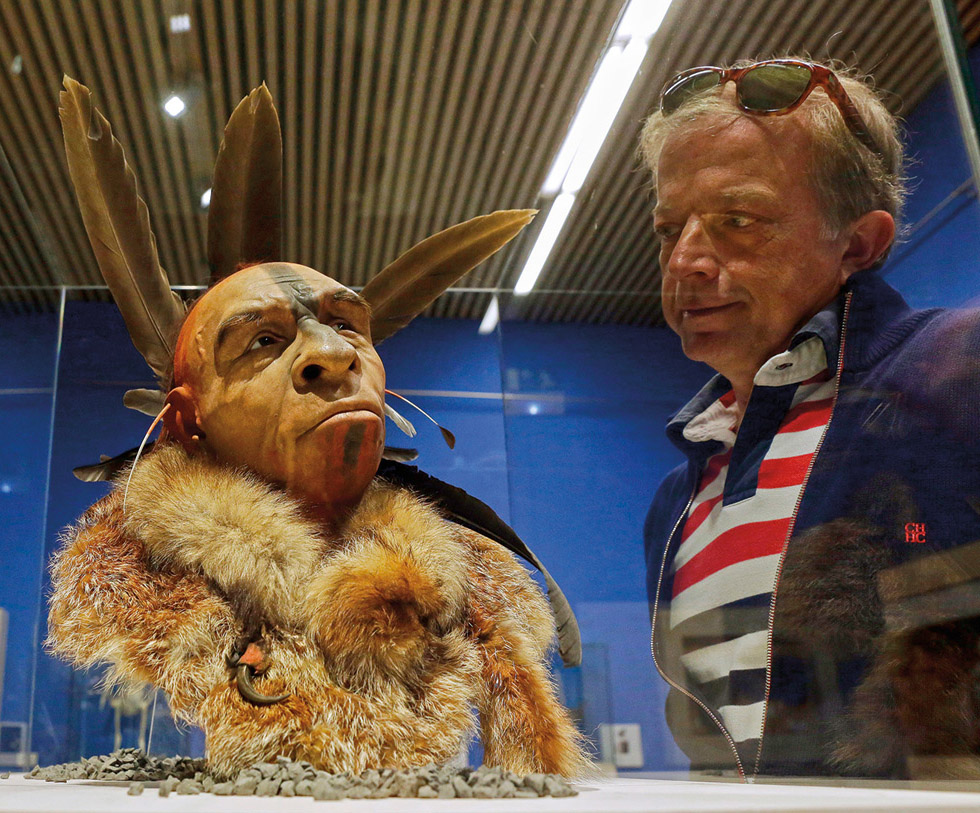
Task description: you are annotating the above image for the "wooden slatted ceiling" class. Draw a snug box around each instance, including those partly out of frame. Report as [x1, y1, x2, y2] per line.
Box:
[0, 0, 977, 325]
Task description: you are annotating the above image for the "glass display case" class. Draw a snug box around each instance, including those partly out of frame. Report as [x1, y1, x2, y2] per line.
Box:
[3, 0, 980, 802]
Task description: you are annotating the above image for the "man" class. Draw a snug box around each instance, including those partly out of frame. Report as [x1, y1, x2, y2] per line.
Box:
[47, 79, 588, 779]
[641, 59, 980, 779]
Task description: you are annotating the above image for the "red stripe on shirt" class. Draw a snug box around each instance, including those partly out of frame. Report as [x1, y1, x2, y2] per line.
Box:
[780, 397, 834, 433]
[756, 453, 812, 490]
[699, 449, 733, 492]
[681, 492, 725, 542]
[672, 517, 790, 595]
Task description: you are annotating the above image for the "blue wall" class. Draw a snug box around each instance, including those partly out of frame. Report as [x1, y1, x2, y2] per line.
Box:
[0, 308, 59, 745]
[886, 47, 980, 306]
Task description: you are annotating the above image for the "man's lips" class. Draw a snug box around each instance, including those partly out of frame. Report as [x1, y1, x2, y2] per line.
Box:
[677, 302, 741, 327]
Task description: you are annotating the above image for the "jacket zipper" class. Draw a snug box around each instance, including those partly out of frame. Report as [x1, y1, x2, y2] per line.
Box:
[750, 291, 854, 777]
[650, 482, 747, 780]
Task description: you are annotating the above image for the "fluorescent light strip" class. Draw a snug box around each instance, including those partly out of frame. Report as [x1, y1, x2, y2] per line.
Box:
[563, 38, 647, 193]
[478, 295, 500, 334]
[513, 193, 576, 295]
[478, 0, 671, 326]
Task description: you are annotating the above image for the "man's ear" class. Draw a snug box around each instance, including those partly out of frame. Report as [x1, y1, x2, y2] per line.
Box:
[163, 386, 204, 453]
[840, 210, 896, 280]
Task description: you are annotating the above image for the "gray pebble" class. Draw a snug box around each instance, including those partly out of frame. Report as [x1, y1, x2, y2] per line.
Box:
[498, 779, 517, 797]
[417, 784, 438, 798]
[452, 775, 473, 797]
[158, 784, 170, 798]
[523, 773, 546, 794]
[213, 782, 233, 795]
[127, 782, 143, 796]
[515, 789, 539, 799]
[294, 779, 313, 796]
[176, 778, 201, 795]
[312, 780, 341, 801]
[233, 775, 258, 795]
[473, 785, 498, 798]
[256, 778, 280, 796]
[280, 779, 296, 797]
[437, 782, 456, 798]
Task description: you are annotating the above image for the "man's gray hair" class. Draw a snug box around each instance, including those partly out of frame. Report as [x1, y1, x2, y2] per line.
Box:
[639, 58, 907, 249]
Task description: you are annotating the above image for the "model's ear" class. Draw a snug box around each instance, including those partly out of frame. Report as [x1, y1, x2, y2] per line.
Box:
[840, 210, 896, 279]
[163, 386, 204, 452]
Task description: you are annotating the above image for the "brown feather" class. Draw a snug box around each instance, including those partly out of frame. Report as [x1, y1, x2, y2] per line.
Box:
[364, 209, 536, 344]
[59, 76, 186, 388]
[207, 84, 283, 284]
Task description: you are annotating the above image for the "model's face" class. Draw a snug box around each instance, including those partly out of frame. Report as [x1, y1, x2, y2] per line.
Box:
[175, 263, 385, 512]
[654, 114, 851, 384]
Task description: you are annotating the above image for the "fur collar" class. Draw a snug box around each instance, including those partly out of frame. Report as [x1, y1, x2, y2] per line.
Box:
[121, 443, 466, 632]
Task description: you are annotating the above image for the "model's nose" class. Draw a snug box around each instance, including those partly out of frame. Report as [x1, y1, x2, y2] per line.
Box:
[292, 322, 357, 388]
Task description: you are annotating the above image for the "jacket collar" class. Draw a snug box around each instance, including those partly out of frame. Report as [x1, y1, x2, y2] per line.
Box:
[665, 271, 918, 459]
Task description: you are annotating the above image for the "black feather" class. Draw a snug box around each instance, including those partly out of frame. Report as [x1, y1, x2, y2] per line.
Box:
[73, 445, 143, 482]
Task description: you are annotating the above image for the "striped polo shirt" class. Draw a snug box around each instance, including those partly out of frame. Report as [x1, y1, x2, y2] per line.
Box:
[669, 334, 836, 767]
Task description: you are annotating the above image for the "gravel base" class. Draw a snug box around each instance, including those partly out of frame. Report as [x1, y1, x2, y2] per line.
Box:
[25, 749, 577, 799]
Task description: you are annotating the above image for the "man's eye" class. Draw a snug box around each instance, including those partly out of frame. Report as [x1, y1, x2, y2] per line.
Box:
[248, 334, 282, 351]
[330, 321, 357, 333]
[654, 223, 679, 240]
[726, 214, 755, 228]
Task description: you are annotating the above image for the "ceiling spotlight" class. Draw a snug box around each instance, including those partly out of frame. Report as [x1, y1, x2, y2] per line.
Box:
[163, 94, 186, 118]
[10, 54, 22, 75]
[169, 14, 192, 33]
[200, 187, 212, 209]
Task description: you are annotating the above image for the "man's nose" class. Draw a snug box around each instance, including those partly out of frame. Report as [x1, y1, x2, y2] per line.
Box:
[291, 322, 357, 388]
[664, 219, 719, 279]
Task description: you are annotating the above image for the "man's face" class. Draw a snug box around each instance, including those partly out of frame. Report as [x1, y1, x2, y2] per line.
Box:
[174, 263, 385, 513]
[653, 113, 852, 384]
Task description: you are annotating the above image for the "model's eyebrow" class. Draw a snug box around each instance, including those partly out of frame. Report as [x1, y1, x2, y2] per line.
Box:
[215, 310, 264, 351]
[331, 289, 371, 315]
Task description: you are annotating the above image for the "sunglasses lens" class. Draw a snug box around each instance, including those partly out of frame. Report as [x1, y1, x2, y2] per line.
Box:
[661, 70, 722, 114]
[738, 64, 811, 112]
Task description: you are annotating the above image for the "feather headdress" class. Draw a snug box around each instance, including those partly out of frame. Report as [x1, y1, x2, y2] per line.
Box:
[60, 78, 580, 665]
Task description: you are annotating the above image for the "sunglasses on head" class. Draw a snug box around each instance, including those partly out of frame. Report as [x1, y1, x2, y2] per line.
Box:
[659, 59, 881, 156]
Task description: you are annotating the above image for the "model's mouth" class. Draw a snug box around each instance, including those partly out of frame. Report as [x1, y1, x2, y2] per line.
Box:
[301, 407, 383, 436]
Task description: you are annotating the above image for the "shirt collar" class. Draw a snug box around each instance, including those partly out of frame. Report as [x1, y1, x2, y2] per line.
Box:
[666, 293, 843, 455]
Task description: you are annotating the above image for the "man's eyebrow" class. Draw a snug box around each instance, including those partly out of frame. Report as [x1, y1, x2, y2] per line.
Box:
[331, 289, 371, 314]
[215, 310, 264, 350]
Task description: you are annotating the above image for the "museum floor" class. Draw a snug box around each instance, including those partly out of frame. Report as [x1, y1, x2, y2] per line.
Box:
[5, 775, 980, 812]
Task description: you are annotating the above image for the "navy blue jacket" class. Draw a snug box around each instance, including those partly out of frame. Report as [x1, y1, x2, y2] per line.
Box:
[645, 271, 980, 778]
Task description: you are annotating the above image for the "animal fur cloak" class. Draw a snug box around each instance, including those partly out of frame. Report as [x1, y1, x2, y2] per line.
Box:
[47, 443, 589, 778]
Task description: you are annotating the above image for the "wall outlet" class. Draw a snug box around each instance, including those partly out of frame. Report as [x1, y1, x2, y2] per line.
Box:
[598, 723, 644, 769]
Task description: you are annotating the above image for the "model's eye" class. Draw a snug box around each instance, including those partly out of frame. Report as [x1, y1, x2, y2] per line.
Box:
[654, 223, 680, 241]
[727, 214, 755, 228]
[248, 334, 282, 352]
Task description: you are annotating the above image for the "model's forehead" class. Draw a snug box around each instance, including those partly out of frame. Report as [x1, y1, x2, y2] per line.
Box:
[197, 263, 347, 321]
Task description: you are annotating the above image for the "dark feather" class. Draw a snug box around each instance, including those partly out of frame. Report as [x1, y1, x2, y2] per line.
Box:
[381, 446, 419, 462]
[363, 210, 536, 344]
[376, 460, 582, 667]
[59, 77, 186, 389]
[207, 84, 282, 284]
[73, 445, 143, 482]
[123, 387, 166, 416]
